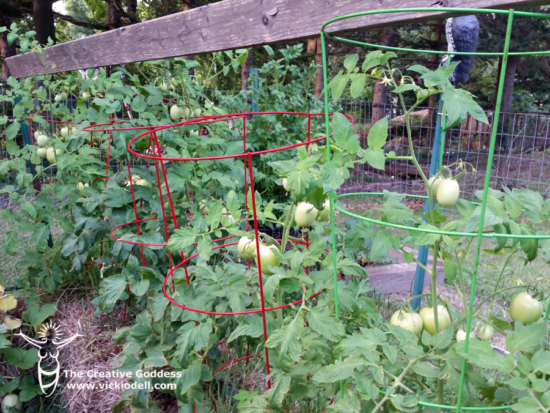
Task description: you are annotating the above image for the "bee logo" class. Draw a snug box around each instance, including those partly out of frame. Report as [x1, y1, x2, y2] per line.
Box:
[16, 321, 81, 397]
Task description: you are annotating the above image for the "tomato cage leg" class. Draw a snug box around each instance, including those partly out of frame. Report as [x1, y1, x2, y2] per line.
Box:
[151, 131, 190, 288]
[151, 131, 178, 294]
[247, 153, 271, 390]
[121, 160, 148, 325]
[99, 118, 114, 261]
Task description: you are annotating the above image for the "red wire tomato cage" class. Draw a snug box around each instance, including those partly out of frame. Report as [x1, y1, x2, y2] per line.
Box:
[116, 111, 352, 395]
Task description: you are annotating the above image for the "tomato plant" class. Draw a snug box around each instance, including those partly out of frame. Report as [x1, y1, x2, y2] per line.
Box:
[0, 24, 549, 413]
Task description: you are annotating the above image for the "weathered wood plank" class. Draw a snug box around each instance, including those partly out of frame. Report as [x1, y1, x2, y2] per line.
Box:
[6, 0, 549, 78]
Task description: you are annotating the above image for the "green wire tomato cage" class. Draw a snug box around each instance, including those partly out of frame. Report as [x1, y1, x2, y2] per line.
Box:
[321, 7, 550, 413]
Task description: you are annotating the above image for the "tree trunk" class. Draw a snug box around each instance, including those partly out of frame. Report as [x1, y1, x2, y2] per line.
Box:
[497, 54, 520, 151]
[182, 0, 196, 75]
[314, 38, 324, 98]
[125, 0, 137, 23]
[370, 28, 396, 125]
[33, 0, 56, 45]
[106, 0, 122, 30]
[241, 50, 252, 90]
[0, 15, 17, 79]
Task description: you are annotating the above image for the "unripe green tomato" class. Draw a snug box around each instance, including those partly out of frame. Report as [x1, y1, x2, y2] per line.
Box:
[46, 147, 62, 163]
[199, 200, 209, 214]
[194, 108, 202, 117]
[170, 105, 182, 121]
[390, 310, 423, 335]
[419, 305, 451, 335]
[55, 94, 63, 102]
[256, 244, 280, 275]
[60, 127, 69, 137]
[238, 236, 256, 260]
[294, 202, 318, 227]
[316, 200, 330, 222]
[428, 176, 441, 198]
[510, 292, 543, 325]
[77, 182, 85, 191]
[71, 127, 77, 134]
[222, 207, 235, 225]
[36, 134, 49, 147]
[135, 179, 152, 188]
[184, 107, 190, 119]
[2, 393, 22, 413]
[479, 325, 494, 341]
[282, 178, 291, 192]
[436, 179, 460, 208]
[37, 147, 48, 159]
[159, 82, 169, 92]
[456, 329, 476, 342]
[82, 92, 89, 99]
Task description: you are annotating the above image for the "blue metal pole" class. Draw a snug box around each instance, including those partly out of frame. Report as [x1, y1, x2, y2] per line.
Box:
[411, 98, 444, 311]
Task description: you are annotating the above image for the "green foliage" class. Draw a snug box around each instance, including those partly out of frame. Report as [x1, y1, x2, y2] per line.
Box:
[0, 25, 549, 413]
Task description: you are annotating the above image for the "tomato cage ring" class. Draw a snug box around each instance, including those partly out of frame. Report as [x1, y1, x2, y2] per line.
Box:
[161, 239, 342, 316]
[126, 111, 352, 162]
[335, 193, 550, 241]
[110, 215, 245, 247]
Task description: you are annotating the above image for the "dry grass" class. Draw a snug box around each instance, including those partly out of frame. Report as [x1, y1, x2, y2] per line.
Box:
[55, 299, 129, 413]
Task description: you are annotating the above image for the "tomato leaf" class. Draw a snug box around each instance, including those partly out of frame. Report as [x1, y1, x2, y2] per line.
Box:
[313, 357, 365, 383]
[506, 321, 547, 352]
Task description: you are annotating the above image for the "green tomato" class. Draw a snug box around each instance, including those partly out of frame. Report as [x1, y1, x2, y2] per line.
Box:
[256, 244, 280, 275]
[184, 107, 190, 119]
[436, 179, 460, 208]
[419, 305, 451, 335]
[282, 178, 291, 192]
[479, 325, 494, 341]
[82, 92, 89, 99]
[36, 134, 49, 147]
[316, 200, 330, 222]
[60, 127, 69, 137]
[170, 105, 183, 121]
[135, 179, 152, 188]
[428, 176, 441, 198]
[37, 147, 48, 159]
[510, 292, 543, 325]
[222, 207, 235, 225]
[194, 108, 202, 117]
[199, 200, 209, 214]
[77, 182, 85, 191]
[159, 82, 169, 92]
[294, 202, 318, 227]
[238, 236, 256, 260]
[2, 394, 22, 413]
[456, 329, 476, 342]
[390, 310, 423, 335]
[46, 147, 62, 163]
[55, 94, 63, 102]
[71, 127, 77, 134]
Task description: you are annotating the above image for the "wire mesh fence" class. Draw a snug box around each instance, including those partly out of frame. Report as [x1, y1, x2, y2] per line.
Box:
[2, 94, 550, 205]
[339, 100, 550, 202]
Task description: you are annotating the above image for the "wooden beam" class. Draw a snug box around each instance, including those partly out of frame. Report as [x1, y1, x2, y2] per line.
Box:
[6, 0, 549, 78]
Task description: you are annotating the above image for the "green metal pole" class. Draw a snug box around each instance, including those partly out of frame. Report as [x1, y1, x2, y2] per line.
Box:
[320, 31, 344, 399]
[454, 10, 515, 413]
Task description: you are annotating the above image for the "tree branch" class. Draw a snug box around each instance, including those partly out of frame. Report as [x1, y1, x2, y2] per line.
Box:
[52, 11, 110, 30]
